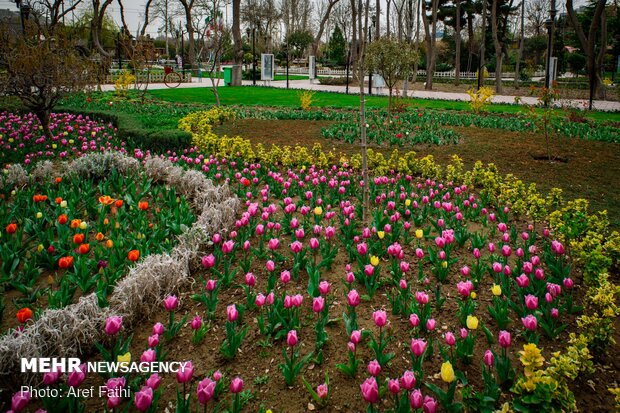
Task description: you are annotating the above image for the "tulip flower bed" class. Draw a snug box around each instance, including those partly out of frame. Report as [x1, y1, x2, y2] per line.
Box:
[0, 164, 196, 334]
[1, 110, 618, 413]
[0, 112, 124, 166]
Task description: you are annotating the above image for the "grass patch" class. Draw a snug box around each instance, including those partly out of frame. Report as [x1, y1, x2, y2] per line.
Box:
[149, 86, 620, 122]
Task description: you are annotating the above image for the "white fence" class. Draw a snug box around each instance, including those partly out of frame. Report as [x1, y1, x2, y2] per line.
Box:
[275, 67, 546, 79]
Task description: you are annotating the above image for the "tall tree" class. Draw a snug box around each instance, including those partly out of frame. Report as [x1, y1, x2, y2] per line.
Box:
[33, 0, 83, 31]
[312, 0, 341, 56]
[90, 0, 114, 57]
[514, 0, 525, 88]
[566, 0, 607, 100]
[455, 0, 462, 84]
[178, 0, 197, 74]
[232, 0, 243, 85]
[421, 0, 440, 89]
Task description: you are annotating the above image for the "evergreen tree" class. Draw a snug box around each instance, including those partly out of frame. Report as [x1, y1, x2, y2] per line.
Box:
[328, 26, 347, 66]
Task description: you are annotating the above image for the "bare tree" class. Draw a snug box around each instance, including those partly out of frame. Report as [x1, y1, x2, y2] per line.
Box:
[525, 0, 546, 35]
[454, 0, 462, 85]
[139, 0, 155, 37]
[312, 0, 341, 56]
[566, 0, 607, 100]
[358, 0, 371, 223]
[32, 0, 83, 31]
[90, 0, 115, 57]
[514, 0, 524, 87]
[0, 23, 96, 138]
[491, 0, 503, 93]
[421, 0, 439, 90]
[178, 0, 197, 74]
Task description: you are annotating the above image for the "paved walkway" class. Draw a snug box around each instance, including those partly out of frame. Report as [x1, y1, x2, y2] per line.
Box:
[100, 77, 620, 112]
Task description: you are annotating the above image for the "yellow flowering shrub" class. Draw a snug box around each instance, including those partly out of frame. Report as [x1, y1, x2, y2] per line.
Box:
[467, 86, 495, 113]
[114, 71, 136, 97]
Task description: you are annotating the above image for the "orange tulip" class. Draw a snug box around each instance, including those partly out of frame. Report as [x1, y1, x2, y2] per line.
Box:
[70, 219, 82, 229]
[55, 177, 62, 184]
[6, 223, 17, 234]
[95, 232, 105, 241]
[58, 214, 68, 225]
[127, 249, 140, 262]
[115, 199, 124, 208]
[99, 195, 115, 206]
[106, 240, 114, 248]
[138, 201, 148, 211]
[58, 256, 74, 269]
[103, 218, 109, 226]
[78, 243, 90, 254]
[55, 197, 63, 204]
[16, 307, 33, 323]
[73, 233, 85, 244]
[33, 194, 48, 203]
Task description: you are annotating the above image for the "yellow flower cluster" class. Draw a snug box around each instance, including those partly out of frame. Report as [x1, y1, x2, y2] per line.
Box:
[467, 86, 495, 114]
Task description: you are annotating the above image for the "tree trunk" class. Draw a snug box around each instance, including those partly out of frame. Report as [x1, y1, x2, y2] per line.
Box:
[466, 9, 474, 72]
[36, 110, 53, 140]
[90, 0, 114, 57]
[514, 0, 524, 88]
[422, 0, 438, 90]
[359, 0, 370, 224]
[375, 0, 380, 39]
[386, 0, 391, 37]
[351, 0, 359, 80]
[313, 0, 341, 57]
[566, 0, 607, 100]
[232, 0, 243, 85]
[455, 0, 461, 85]
[491, 0, 503, 94]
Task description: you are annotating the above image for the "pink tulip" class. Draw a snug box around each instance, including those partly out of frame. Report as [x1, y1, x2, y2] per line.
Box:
[42, 369, 61, 385]
[255, 293, 266, 307]
[104, 316, 123, 336]
[245, 272, 256, 286]
[230, 377, 244, 393]
[551, 308, 559, 319]
[401, 370, 416, 390]
[445, 332, 456, 346]
[524, 294, 538, 310]
[388, 379, 400, 394]
[287, 330, 299, 347]
[484, 350, 494, 367]
[473, 248, 481, 259]
[551, 240, 565, 255]
[364, 264, 375, 277]
[280, 270, 291, 284]
[290, 241, 303, 253]
[317, 383, 329, 399]
[423, 395, 437, 413]
[176, 361, 193, 383]
[351, 330, 361, 344]
[213, 370, 222, 381]
[310, 238, 320, 249]
[498, 330, 511, 348]
[415, 248, 424, 259]
[415, 291, 429, 305]
[457, 280, 473, 297]
[516, 273, 530, 288]
[146, 373, 161, 389]
[222, 240, 235, 254]
[134, 386, 153, 412]
[400, 261, 410, 273]
[266, 260, 275, 272]
[410, 389, 423, 409]
[153, 322, 165, 335]
[227, 304, 239, 322]
[67, 364, 86, 387]
[357, 243, 368, 255]
[411, 339, 427, 357]
[268, 238, 280, 250]
[201, 254, 216, 269]
[367, 359, 381, 376]
[426, 318, 436, 331]
[212, 233, 222, 244]
[347, 290, 361, 307]
[372, 310, 387, 328]
[522, 261, 533, 274]
[206, 279, 217, 291]
[346, 271, 355, 283]
[313, 296, 325, 313]
[460, 266, 470, 277]
[563, 278, 574, 290]
[460, 328, 469, 339]
[360, 377, 379, 403]
[139, 347, 156, 363]
[191, 316, 203, 330]
[11, 390, 30, 412]
[409, 313, 420, 327]
[521, 314, 538, 331]
[319, 280, 330, 295]
[197, 377, 216, 405]
[292, 294, 303, 307]
[163, 295, 179, 311]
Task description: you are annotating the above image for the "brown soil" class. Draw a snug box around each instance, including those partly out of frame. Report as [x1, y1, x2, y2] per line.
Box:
[213, 120, 620, 229]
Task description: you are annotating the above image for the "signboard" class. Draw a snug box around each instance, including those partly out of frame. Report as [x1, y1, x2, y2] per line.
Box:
[309, 55, 316, 80]
[550, 57, 558, 83]
[261, 54, 274, 81]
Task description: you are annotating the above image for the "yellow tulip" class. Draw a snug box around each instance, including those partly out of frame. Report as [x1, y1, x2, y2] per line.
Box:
[440, 361, 455, 383]
[60, 200, 67, 208]
[470, 292, 477, 300]
[370, 255, 380, 267]
[117, 352, 131, 366]
[415, 229, 423, 239]
[491, 284, 502, 296]
[466, 315, 479, 330]
[36, 212, 43, 219]
[79, 221, 87, 230]
[377, 231, 385, 240]
[405, 199, 411, 207]
[442, 261, 448, 269]
[314, 206, 323, 216]
[37, 244, 44, 252]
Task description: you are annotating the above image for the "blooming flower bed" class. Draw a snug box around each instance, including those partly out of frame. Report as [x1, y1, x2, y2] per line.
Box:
[1, 110, 618, 412]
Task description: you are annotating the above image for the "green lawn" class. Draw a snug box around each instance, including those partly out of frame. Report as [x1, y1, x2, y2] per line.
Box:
[149, 86, 620, 122]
